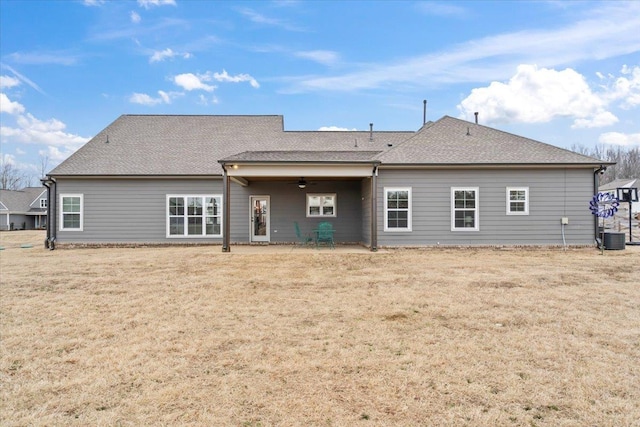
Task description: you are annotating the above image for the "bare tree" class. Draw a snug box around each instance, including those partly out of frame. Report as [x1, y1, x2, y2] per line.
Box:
[571, 144, 640, 184]
[39, 155, 49, 180]
[0, 161, 27, 190]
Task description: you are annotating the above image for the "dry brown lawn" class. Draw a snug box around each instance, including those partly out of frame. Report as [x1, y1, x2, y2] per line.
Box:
[1, 231, 639, 426]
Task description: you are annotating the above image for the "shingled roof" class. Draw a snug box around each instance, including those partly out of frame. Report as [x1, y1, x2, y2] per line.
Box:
[0, 187, 47, 214]
[50, 115, 411, 176]
[378, 116, 604, 166]
[49, 114, 606, 177]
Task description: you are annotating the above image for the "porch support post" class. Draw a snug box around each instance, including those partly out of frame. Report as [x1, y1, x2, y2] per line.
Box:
[370, 164, 378, 252]
[222, 166, 231, 252]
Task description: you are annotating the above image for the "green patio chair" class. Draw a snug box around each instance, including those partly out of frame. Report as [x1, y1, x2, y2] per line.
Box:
[294, 222, 313, 246]
[315, 221, 335, 249]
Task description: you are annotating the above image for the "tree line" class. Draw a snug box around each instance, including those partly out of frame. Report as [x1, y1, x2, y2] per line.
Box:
[0, 156, 49, 191]
[570, 145, 639, 185]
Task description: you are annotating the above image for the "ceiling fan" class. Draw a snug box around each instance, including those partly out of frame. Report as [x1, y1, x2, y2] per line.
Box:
[291, 177, 316, 189]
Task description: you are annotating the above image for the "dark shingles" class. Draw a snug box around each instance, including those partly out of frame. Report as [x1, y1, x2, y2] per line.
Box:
[50, 114, 607, 177]
[50, 115, 411, 176]
[378, 116, 605, 165]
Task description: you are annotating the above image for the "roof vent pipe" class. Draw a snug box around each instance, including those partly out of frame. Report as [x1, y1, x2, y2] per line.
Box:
[423, 99, 427, 125]
[474, 112, 478, 124]
[369, 123, 373, 142]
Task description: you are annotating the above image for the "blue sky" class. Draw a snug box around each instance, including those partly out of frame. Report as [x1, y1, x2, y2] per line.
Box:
[1, 0, 639, 182]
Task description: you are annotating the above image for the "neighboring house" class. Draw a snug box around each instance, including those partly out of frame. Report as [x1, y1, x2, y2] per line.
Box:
[0, 187, 48, 231]
[599, 178, 639, 240]
[599, 178, 639, 214]
[43, 114, 610, 250]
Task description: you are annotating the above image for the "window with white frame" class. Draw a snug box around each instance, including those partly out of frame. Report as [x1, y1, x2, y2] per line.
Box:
[40, 198, 47, 208]
[306, 194, 336, 217]
[506, 187, 529, 215]
[451, 188, 479, 231]
[167, 195, 222, 237]
[60, 194, 83, 231]
[384, 187, 412, 231]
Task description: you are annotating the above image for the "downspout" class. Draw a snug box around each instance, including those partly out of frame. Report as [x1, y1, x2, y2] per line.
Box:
[42, 179, 51, 247]
[593, 166, 606, 244]
[370, 164, 378, 252]
[221, 164, 231, 252]
[41, 176, 57, 250]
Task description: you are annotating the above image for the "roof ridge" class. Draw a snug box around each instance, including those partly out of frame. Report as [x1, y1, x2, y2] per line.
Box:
[121, 114, 284, 118]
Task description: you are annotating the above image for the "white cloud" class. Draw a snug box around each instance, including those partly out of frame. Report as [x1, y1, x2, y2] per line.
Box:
[238, 7, 304, 31]
[457, 65, 618, 128]
[318, 126, 357, 131]
[129, 90, 182, 105]
[173, 70, 258, 92]
[1, 65, 45, 95]
[39, 145, 77, 164]
[599, 132, 640, 146]
[173, 73, 216, 92]
[7, 51, 79, 66]
[83, 0, 105, 6]
[130, 11, 141, 24]
[571, 111, 619, 129]
[212, 70, 259, 88]
[149, 48, 191, 63]
[129, 92, 163, 106]
[1, 113, 89, 148]
[294, 50, 340, 66]
[0, 75, 21, 89]
[0, 93, 26, 115]
[601, 64, 640, 109]
[138, 0, 176, 9]
[1, 153, 16, 164]
[197, 94, 219, 106]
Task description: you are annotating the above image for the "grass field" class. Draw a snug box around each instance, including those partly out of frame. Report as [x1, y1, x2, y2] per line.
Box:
[1, 231, 639, 426]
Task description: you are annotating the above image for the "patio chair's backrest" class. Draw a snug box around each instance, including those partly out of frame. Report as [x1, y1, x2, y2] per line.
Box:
[294, 221, 303, 238]
[317, 222, 333, 239]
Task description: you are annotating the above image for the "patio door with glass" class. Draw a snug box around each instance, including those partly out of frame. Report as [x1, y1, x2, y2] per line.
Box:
[250, 196, 270, 242]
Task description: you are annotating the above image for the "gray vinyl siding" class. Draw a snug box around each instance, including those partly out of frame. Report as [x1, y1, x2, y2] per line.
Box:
[377, 168, 595, 246]
[55, 179, 224, 244]
[3, 214, 31, 230]
[54, 178, 364, 244]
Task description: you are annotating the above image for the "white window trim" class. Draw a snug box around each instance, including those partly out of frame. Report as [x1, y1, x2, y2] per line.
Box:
[506, 187, 529, 215]
[166, 194, 222, 238]
[451, 187, 479, 231]
[384, 187, 412, 232]
[40, 198, 48, 208]
[306, 193, 337, 218]
[59, 193, 84, 231]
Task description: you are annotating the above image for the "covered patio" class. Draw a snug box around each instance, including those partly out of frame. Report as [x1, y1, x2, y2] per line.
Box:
[219, 151, 381, 252]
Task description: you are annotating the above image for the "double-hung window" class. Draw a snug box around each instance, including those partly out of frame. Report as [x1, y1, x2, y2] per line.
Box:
[506, 187, 529, 215]
[167, 195, 222, 237]
[384, 187, 412, 231]
[451, 188, 479, 231]
[60, 194, 83, 231]
[307, 194, 336, 217]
